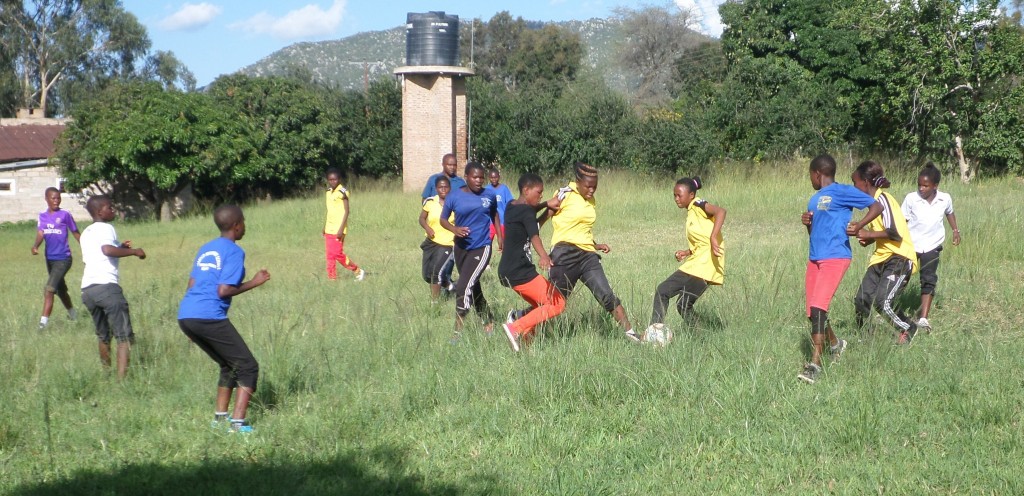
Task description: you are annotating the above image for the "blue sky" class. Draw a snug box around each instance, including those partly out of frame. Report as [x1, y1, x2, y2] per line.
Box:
[122, 1, 727, 87]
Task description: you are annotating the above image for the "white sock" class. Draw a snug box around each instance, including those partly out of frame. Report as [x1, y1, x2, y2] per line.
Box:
[39, 316, 48, 326]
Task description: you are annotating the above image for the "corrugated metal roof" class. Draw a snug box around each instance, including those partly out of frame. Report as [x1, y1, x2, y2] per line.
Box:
[0, 124, 66, 163]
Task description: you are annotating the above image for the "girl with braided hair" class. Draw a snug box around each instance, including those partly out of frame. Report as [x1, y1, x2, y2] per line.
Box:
[850, 160, 920, 345]
[546, 162, 638, 341]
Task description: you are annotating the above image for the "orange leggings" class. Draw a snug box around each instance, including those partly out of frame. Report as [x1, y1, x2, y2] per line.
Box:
[509, 275, 566, 338]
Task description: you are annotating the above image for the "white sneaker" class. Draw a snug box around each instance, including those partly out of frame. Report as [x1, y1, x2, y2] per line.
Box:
[502, 324, 521, 352]
[355, 269, 366, 281]
[916, 317, 931, 332]
[506, 309, 518, 324]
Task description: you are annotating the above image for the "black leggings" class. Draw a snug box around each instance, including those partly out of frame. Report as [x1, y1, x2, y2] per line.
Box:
[453, 245, 493, 320]
[854, 256, 915, 332]
[548, 244, 622, 312]
[651, 270, 709, 324]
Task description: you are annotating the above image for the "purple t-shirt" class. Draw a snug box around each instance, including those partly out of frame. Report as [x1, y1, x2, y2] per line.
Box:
[38, 209, 78, 260]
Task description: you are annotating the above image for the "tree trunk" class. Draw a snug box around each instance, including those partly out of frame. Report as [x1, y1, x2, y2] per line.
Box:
[954, 135, 974, 183]
[159, 198, 173, 223]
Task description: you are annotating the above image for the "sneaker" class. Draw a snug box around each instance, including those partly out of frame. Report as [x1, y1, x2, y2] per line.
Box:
[797, 363, 822, 384]
[502, 324, 521, 352]
[830, 339, 847, 361]
[506, 309, 518, 325]
[229, 419, 253, 433]
[38, 321, 47, 330]
[624, 329, 642, 343]
[917, 317, 932, 333]
[355, 268, 366, 281]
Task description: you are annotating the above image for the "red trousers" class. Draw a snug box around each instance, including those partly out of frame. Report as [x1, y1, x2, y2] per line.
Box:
[324, 234, 359, 279]
[509, 275, 566, 338]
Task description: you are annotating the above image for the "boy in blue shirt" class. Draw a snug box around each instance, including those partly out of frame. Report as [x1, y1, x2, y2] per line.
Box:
[178, 205, 270, 432]
[485, 167, 514, 240]
[798, 155, 882, 384]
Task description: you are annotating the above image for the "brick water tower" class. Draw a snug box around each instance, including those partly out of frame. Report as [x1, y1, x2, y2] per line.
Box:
[394, 12, 474, 193]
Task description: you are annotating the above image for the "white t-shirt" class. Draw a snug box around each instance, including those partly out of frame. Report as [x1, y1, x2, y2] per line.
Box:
[901, 190, 954, 253]
[81, 222, 120, 287]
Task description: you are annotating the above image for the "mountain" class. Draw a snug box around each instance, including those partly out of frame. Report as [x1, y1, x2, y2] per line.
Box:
[238, 17, 644, 92]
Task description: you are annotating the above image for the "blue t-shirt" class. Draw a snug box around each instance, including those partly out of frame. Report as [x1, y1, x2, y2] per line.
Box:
[485, 183, 514, 225]
[178, 237, 246, 320]
[807, 183, 877, 261]
[422, 173, 467, 199]
[442, 187, 498, 250]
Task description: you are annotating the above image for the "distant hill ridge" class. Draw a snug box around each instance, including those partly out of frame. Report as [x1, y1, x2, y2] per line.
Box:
[238, 17, 638, 91]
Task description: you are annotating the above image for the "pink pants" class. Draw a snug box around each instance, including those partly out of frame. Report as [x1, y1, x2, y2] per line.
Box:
[805, 259, 851, 316]
[509, 275, 566, 338]
[324, 234, 359, 279]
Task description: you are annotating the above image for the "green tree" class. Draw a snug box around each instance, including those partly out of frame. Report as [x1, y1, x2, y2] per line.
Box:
[334, 78, 402, 177]
[0, 0, 151, 116]
[206, 74, 344, 197]
[463, 12, 582, 90]
[614, 3, 701, 102]
[143, 50, 196, 92]
[56, 82, 238, 221]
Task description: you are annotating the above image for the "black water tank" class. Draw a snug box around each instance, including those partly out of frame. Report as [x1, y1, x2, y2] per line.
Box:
[406, 12, 460, 66]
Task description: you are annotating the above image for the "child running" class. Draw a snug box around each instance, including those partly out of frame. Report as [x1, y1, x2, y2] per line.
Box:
[178, 205, 270, 433]
[498, 173, 565, 352]
[79, 195, 146, 380]
[645, 177, 726, 341]
[31, 187, 80, 329]
[799, 155, 881, 384]
[419, 176, 456, 301]
[850, 160, 920, 344]
[440, 162, 502, 340]
[901, 162, 960, 332]
[324, 168, 365, 281]
[547, 162, 638, 341]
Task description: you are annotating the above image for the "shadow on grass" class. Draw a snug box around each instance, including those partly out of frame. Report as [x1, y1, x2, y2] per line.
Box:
[12, 447, 480, 496]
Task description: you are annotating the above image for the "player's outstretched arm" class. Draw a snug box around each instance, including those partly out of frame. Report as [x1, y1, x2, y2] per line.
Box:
[217, 269, 270, 299]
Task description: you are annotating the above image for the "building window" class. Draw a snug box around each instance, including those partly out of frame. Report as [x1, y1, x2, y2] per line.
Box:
[0, 179, 14, 195]
[56, 178, 67, 193]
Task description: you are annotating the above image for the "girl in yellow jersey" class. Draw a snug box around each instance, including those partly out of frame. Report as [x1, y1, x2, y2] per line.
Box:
[645, 177, 726, 341]
[547, 162, 638, 341]
[419, 176, 456, 301]
[850, 161, 920, 344]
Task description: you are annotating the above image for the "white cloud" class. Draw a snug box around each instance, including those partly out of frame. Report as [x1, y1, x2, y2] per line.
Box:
[229, 1, 347, 40]
[159, 3, 222, 31]
[676, 0, 726, 37]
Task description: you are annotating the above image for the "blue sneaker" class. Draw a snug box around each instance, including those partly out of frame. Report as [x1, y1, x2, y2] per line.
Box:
[229, 419, 253, 433]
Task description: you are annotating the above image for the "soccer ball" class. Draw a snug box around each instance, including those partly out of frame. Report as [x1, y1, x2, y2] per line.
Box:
[643, 323, 673, 346]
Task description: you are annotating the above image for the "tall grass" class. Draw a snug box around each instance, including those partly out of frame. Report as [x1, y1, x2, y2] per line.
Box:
[1, 165, 1022, 494]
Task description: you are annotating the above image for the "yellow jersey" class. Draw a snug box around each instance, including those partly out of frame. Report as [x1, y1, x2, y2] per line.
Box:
[324, 185, 349, 235]
[422, 196, 455, 247]
[550, 182, 597, 252]
[867, 190, 918, 273]
[678, 198, 725, 285]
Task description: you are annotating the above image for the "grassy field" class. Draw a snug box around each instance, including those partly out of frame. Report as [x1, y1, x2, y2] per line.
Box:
[1, 164, 1022, 495]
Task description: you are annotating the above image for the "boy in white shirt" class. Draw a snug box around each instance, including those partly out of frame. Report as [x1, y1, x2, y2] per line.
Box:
[80, 196, 146, 379]
[901, 163, 961, 332]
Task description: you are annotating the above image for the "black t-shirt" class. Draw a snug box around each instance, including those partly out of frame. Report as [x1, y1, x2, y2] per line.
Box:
[498, 202, 542, 287]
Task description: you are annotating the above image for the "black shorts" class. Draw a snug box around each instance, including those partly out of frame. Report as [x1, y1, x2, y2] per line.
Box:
[916, 246, 942, 295]
[421, 239, 454, 285]
[178, 318, 259, 390]
[81, 283, 134, 343]
[45, 258, 72, 294]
